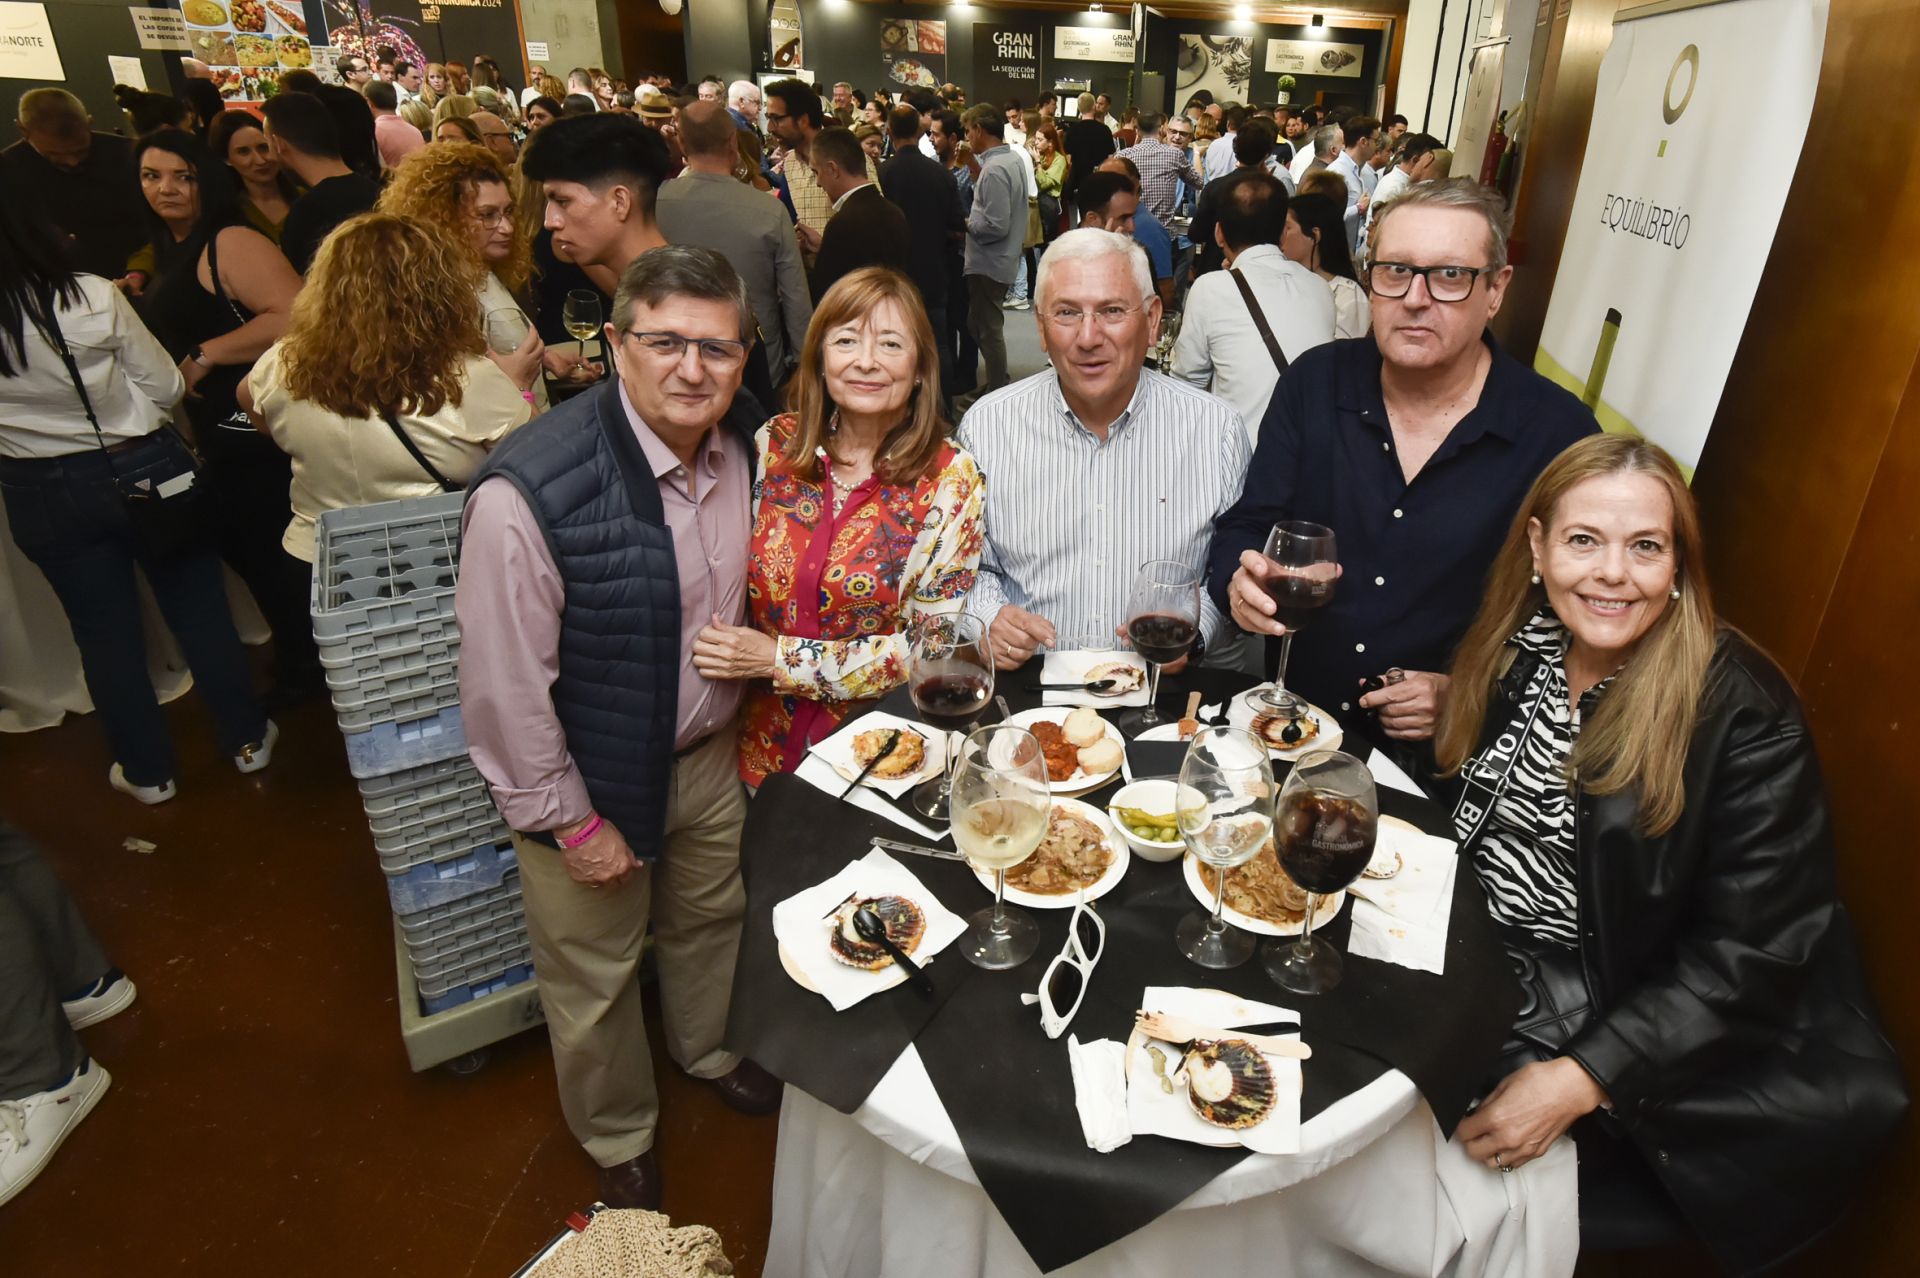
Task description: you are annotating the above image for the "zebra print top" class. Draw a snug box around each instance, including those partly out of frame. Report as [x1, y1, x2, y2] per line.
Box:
[1455, 609, 1614, 948]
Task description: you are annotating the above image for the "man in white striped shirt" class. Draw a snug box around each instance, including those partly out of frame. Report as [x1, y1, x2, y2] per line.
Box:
[957, 229, 1252, 670]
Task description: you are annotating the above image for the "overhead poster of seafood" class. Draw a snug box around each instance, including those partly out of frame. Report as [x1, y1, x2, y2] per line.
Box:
[1177, 34, 1254, 105]
[181, 0, 315, 103]
[879, 18, 944, 92]
[1265, 39, 1366, 79]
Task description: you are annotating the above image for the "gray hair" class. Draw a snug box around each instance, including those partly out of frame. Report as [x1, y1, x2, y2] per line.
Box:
[1366, 176, 1512, 271]
[1034, 228, 1153, 312]
[728, 80, 760, 107]
[611, 245, 753, 339]
[1311, 124, 1342, 160]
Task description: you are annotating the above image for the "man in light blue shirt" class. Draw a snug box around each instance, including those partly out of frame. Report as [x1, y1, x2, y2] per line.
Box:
[961, 105, 1028, 403]
[957, 229, 1251, 671]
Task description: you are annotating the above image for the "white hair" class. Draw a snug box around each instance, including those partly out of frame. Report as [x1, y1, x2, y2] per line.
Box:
[1033, 228, 1154, 312]
[728, 80, 760, 107]
[1312, 124, 1342, 160]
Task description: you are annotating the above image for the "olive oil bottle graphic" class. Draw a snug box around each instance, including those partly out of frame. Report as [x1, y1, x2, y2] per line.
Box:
[1582, 308, 1622, 411]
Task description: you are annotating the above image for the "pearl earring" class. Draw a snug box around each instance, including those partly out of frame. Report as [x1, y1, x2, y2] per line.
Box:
[1529, 570, 1541, 585]
[1670, 582, 1682, 600]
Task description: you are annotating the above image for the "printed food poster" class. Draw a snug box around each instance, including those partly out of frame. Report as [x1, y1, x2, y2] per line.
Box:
[1178, 34, 1254, 104]
[182, 0, 313, 102]
[879, 18, 945, 91]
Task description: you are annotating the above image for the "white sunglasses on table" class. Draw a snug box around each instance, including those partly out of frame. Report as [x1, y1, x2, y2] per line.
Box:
[1021, 893, 1107, 1039]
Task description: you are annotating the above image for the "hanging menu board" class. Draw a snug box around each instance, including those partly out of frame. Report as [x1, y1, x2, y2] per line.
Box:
[181, 0, 313, 103]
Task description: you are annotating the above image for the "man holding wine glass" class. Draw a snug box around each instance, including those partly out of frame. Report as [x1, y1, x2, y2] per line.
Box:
[1209, 180, 1595, 746]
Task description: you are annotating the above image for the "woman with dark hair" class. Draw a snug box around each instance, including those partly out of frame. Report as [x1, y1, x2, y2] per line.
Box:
[207, 110, 301, 244]
[1280, 191, 1369, 339]
[133, 127, 314, 696]
[434, 116, 483, 145]
[1439, 433, 1906, 1273]
[114, 86, 188, 136]
[0, 198, 272, 802]
[691, 268, 985, 787]
[523, 96, 562, 132]
[181, 79, 224, 141]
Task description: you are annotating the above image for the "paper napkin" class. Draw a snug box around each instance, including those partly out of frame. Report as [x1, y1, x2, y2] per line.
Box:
[1123, 985, 1303, 1155]
[1042, 650, 1151, 708]
[770, 849, 967, 1011]
[1066, 1035, 1133, 1153]
[794, 751, 947, 840]
[1346, 819, 1460, 976]
[807, 711, 947, 798]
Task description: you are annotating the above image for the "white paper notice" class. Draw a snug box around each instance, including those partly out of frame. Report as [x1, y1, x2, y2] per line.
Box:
[108, 54, 146, 91]
[0, 3, 62, 80]
[127, 5, 190, 53]
[525, 40, 549, 61]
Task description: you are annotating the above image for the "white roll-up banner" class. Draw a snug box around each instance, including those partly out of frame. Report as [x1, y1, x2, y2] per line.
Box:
[1533, 0, 1828, 473]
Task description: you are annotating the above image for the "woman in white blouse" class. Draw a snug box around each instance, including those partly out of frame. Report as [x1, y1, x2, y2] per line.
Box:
[1281, 192, 1372, 340]
[0, 200, 271, 805]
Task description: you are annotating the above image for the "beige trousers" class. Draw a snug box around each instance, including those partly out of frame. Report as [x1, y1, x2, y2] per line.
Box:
[512, 731, 748, 1167]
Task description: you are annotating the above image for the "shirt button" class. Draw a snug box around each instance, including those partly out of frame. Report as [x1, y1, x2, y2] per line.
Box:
[1355, 643, 1366, 653]
[1341, 701, 1351, 711]
[1392, 508, 1404, 519]
[1381, 442, 1389, 452]
[1374, 576, 1385, 586]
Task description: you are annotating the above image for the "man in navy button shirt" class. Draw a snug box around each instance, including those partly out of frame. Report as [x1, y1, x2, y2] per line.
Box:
[1208, 179, 1596, 744]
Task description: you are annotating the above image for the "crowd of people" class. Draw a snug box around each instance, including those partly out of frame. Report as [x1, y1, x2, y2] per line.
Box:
[0, 55, 1906, 1275]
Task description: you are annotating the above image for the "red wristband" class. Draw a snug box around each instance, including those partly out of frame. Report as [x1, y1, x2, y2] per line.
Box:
[558, 813, 603, 849]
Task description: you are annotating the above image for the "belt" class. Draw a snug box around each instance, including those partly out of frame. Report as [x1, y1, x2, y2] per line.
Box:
[517, 734, 723, 848]
[675, 732, 717, 761]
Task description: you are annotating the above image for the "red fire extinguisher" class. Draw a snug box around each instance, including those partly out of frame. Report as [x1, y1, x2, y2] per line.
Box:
[1479, 110, 1509, 187]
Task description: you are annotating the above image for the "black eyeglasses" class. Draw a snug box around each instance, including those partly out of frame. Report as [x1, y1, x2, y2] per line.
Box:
[624, 330, 750, 370]
[1365, 262, 1490, 303]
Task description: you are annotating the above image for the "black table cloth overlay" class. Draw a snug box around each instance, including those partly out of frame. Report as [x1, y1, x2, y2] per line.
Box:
[724, 662, 1520, 1273]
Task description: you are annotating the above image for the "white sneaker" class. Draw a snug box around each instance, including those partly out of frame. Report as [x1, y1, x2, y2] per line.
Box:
[62, 970, 137, 1030]
[0, 1058, 111, 1208]
[108, 764, 175, 805]
[233, 719, 279, 774]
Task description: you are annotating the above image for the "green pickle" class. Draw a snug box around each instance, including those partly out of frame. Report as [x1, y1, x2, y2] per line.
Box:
[1113, 805, 1179, 842]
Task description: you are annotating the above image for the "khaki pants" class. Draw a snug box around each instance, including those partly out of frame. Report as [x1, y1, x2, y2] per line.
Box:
[512, 731, 748, 1167]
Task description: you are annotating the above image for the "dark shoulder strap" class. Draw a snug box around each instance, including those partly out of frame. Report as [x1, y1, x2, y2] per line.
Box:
[382, 412, 459, 492]
[204, 227, 253, 326]
[1229, 268, 1289, 375]
[40, 291, 112, 455]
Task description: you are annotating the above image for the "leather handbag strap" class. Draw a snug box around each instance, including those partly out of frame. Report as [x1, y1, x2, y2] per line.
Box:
[40, 293, 113, 457]
[382, 412, 459, 493]
[1229, 268, 1290, 375]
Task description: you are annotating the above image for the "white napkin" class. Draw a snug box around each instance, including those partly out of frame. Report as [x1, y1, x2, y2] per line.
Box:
[1042, 650, 1150, 708]
[770, 849, 967, 1011]
[794, 752, 948, 840]
[807, 711, 947, 797]
[1066, 1035, 1133, 1152]
[1123, 985, 1303, 1155]
[1346, 819, 1459, 976]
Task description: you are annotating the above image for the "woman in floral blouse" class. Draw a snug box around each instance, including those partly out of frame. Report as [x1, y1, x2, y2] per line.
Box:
[692, 267, 986, 787]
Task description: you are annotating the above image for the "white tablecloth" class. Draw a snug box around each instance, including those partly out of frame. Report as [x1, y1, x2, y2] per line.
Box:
[764, 749, 1581, 1278]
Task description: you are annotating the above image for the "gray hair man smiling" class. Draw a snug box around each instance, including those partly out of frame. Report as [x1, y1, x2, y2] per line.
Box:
[958, 228, 1251, 671]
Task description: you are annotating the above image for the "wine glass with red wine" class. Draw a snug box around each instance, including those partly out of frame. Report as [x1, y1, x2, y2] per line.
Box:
[909, 614, 995, 820]
[1118, 558, 1202, 735]
[1255, 521, 1338, 715]
[1265, 749, 1377, 995]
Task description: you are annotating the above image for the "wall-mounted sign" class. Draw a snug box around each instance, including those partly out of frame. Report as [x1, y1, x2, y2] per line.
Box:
[0, 3, 61, 79]
[1265, 39, 1366, 78]
[1053, 25, 1134, 64]
[128, 5, 191, 52]
[975, 22, 1040, 104]
[525, 40, 548, 61]
[108, 54, 147, 90]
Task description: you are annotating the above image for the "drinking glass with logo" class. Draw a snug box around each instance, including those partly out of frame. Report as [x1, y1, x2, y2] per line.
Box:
[1175, 726, 1276, 969]
[1119, 558, 1202, 735]
[909, 614, 995, 819]
[1265, 749, 1377, 995]
[951, 724, 1051, 969]
[1255, 521, 1338, 715]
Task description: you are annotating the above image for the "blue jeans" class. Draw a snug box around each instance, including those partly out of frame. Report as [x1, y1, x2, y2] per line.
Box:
[0, 435, 266, 785]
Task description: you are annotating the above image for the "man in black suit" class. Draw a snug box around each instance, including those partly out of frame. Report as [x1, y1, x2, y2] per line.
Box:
[879, 105, 964, 402]
[809, 126, 911, 303]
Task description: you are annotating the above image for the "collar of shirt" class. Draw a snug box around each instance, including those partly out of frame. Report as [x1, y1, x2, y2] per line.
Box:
[1046, 367, 1152, 442]
[831, 181, 874, 211]
[619, 377, 727, 489]
[1342, 329, 1525, 449]
[1329, 151, 1359, 177]
[1227, 243, 1285, 271]
[1508, 605, 1617, 710]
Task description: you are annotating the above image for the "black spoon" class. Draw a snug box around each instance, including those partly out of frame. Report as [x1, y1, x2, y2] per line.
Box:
[854, 905, 935, 997]
[1029, 678, 1120, 695]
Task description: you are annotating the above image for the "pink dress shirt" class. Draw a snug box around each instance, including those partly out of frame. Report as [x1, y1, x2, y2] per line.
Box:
[374, 112, 427, 171]
[457, 382, 751, 833]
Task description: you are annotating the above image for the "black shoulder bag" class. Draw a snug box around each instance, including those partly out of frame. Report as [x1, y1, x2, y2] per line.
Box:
[45, 300, 208, 560]
[1228, 268, 1291, 375]
[382, 412, 460, 493]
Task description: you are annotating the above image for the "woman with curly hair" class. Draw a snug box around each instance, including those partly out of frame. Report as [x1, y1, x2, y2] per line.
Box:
[377, 141, 572, 406]
[239, 213, 532, 562]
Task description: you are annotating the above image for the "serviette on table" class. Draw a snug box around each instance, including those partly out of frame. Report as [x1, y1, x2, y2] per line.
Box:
[770, 849, 967, 1011]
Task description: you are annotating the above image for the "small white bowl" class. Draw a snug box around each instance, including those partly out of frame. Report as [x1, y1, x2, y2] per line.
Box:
[1107, 779, 1185, 862]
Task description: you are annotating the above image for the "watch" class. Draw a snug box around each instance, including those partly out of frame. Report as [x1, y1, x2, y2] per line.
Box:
[188, 346, 213, 368]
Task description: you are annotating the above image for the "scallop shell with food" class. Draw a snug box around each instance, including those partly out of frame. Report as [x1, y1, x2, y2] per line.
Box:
[826, 894, 927, 971]
[1182, 1038, 1278, 1129]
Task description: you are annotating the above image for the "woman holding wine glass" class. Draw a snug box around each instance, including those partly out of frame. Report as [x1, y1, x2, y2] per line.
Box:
[690, 268, 986, 790]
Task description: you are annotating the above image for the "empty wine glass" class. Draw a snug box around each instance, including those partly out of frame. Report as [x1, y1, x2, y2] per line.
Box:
[951, 724, 1050, 969]
[909, 614, 994, 820]
[1265, 749, 1378, 995]
[1119, 558, 1201, 735]
[485, 307, 531, 355]
[1256, 521, 1338, 714]
[1175, 725, 1276, 969]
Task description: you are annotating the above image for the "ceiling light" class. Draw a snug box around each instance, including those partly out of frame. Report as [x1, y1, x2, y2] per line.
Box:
[1233, 4, 1252, 18]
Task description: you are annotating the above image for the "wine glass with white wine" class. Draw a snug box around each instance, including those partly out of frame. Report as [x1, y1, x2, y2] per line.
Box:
[563, 289, 603, 367]
[950, 723, 1051, 970]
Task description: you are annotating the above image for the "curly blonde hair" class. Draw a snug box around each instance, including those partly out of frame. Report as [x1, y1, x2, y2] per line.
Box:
[276, 212, 485, 420]
[378, 140, 531, 291]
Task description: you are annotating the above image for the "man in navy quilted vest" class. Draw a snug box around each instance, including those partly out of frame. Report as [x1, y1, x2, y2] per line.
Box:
[457, 246, 779, 1210]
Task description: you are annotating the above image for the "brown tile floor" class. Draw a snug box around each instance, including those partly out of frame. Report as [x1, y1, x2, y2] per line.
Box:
[0, 686, 776, 1276]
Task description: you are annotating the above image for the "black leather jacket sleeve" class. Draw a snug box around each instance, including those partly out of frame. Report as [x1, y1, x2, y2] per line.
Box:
[1565, 679, 1837, 1117]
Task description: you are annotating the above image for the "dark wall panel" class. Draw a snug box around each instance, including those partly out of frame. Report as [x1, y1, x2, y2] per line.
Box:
[0, 0, 190, 133]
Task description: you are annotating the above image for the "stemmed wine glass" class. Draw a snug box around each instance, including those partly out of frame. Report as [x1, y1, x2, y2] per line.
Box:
[1256, 521, 1338, 715]
[563, 290, 603, 365]
[909, 614, 995, 820]
[485, 307, 531, 355]
[950, 724, 1051, 969]
[1265, 749, 1378, 995]
[1119, 558, 1202, 735]
[1175, 726, 1276, 969]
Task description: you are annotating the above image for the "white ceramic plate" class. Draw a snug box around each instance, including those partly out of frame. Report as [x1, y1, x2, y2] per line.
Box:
[1182, 851, 1345, 937]
[1005, 707, 1126, 795]
[970, 797, 1130, 908]
[1225, 690, 1345, 761]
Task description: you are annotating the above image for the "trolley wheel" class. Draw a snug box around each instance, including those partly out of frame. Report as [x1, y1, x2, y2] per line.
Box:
[442, 1048, 491, 1076]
